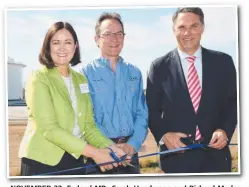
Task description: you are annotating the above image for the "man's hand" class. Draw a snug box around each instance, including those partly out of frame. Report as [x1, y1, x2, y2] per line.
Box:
[108, 144, 127, 166]
[116, 143, 135, 166]
[117, 143, 135, 157]
[117, 143, 136, 166]
[162, 132, 189, 150]
[209, 129, 228, 150]
[108, 144, 126, 157]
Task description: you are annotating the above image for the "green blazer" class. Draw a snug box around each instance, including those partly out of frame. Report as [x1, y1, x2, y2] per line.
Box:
[19, 66, 112, 166]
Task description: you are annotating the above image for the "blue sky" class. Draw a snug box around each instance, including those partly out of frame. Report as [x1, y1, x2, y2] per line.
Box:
[6, 6, 237, 88]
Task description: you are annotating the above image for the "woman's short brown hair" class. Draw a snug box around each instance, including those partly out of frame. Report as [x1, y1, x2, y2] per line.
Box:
[39, 21, 81, 68]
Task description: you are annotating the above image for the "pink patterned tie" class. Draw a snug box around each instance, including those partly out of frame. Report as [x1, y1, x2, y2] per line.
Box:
[187, 56, 202, 141]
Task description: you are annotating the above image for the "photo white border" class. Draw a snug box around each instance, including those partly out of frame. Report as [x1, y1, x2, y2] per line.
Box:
[2, 1, 249, 184]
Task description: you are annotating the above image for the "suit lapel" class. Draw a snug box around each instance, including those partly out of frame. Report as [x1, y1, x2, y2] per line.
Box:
[172, 49, 188, 89]
[170, 49, 197, 114]
[197, 47, 209, 115]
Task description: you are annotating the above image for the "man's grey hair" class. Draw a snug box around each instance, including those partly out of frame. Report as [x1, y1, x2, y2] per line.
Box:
[95, 12, 124, 36]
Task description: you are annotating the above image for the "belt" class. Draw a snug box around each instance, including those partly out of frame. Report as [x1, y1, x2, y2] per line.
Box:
[110, 136, 130, 144]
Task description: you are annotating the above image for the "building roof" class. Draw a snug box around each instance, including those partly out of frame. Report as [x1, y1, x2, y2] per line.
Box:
[7, 57, 26, 68]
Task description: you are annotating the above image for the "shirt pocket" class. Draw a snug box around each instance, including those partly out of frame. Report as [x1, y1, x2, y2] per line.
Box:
[89, 78, 107, 94]
[127, 76, 139, 93]
[126, 78, 139, 109]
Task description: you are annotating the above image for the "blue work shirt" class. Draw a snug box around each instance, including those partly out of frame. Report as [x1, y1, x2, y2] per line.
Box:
[79, 57, 148, 152]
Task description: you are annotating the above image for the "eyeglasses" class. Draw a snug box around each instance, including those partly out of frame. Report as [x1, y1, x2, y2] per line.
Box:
[99, 31, 125, 39]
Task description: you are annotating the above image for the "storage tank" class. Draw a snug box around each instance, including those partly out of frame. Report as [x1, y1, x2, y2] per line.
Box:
[8, 57, 26, 100]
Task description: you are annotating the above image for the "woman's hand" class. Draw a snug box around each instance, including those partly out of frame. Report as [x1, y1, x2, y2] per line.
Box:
[108, 144, 127, 157]
[92, 148, 119, 172]
[107, 144, 128, 166]
[82, 144, 118, 172]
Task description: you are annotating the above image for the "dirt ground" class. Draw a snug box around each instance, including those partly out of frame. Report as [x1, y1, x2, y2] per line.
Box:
[8, 106, 239, 176]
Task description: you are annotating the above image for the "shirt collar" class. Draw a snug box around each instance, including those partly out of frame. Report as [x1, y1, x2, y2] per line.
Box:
[177, 46, 202, 61]
[96, 56, 124, 68]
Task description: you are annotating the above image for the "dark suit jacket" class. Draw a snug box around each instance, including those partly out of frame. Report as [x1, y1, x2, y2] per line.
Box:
[146, 47, 237, 173]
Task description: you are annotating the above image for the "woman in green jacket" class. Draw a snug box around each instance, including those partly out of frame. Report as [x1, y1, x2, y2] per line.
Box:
[19, 21, 124, 176]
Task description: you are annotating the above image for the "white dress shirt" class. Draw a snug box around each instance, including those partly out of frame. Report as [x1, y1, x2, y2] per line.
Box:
[159, 46, 203, 145]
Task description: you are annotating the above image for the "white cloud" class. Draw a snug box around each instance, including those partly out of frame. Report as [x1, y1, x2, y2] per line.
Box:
[124, 15, 176, 53]
[121, 7, 238, 87]
[78, 17, 96, 27]
[6, 7, 238, 87]
[201, 7, 237, 53]
[74, 18, 99, 63]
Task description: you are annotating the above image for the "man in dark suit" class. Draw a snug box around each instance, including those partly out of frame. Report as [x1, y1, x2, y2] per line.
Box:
[146, 7, 237, 173]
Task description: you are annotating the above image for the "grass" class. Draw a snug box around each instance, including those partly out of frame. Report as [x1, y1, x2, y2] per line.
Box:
[139, 157, 162, 174]
[232, 155, 238, 172]
[139, 157, 159, 168]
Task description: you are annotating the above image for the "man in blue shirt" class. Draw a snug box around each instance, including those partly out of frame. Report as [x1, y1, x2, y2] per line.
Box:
[79, 12, 148, 174]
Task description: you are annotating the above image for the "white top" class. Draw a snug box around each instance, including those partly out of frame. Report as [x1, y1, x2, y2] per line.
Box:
[177, 47, 203, 88]
[159, 47, 203, 145]
[61, 75, 82, 139]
